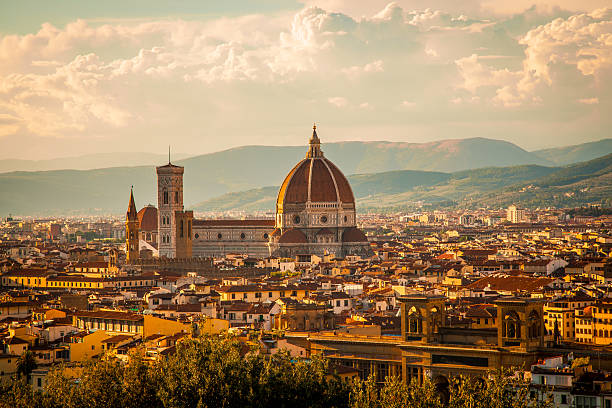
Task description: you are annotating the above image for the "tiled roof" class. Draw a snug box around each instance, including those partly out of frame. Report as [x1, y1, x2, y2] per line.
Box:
[466, 276, 555, 292]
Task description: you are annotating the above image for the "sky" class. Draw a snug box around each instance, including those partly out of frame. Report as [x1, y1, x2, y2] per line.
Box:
[0, 0, 610, 160]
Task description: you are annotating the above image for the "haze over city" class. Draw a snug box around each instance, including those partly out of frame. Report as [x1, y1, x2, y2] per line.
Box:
[1, 0, 611, 159]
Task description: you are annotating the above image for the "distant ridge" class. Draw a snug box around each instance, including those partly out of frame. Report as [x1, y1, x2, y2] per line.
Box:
[192, 154, 612, 212]
[532, 138, 612, 166]
[0, 138, 610, 215]
[0, 152, 189, 173]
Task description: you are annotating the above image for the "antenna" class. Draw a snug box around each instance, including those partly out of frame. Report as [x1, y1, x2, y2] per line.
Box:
[168, 145, 171, 164]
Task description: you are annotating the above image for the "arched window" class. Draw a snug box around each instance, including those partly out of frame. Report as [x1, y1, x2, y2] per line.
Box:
[163, 189, 168, 205]
[180, 220, 184, 238]
[175, 191, 179, 203]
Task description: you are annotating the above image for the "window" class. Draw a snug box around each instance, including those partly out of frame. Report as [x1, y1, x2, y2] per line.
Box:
[163, 190, 168, 204]
[175, 191, 179, 203]
[180, 220, 184, 238]
[268, 292, 273, 297]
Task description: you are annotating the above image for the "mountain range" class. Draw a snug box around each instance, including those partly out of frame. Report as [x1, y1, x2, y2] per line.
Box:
[2, 138, 611, 174]
[0, 152, 189, 174]
[0, 138, 610, 215]
[192, 154, 612, 212]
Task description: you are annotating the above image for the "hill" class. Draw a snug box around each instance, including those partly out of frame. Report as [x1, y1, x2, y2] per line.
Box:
[469, 153, 612, 209]
[192, 155, 612, 212]
[1, 138, 609, 216]
[0, 152, 189, 173]
[191, 164, 559, 212]
[532, 138, 612, 166]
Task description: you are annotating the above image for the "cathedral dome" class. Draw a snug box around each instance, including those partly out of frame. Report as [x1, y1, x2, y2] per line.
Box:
[277, 126, 355, 209]
[137, 205, 158, 231]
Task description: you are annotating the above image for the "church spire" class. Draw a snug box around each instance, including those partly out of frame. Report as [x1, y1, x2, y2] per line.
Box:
[306, 123, 323, 158]
[127, 186, 138, 221]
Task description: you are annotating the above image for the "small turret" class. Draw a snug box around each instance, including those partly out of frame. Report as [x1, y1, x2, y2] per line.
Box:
[306, 123, 323, 158]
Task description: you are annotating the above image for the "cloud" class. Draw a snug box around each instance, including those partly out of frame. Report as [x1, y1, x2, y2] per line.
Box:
[455, 8, 612, 106]
[578, 97, 599, 104]
[341, 60, 384, 78]
[0, 2, 610, 155]
[328, 96, 348, 107]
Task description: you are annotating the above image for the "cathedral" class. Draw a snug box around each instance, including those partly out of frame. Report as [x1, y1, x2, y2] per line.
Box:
[125, 126, 372, 261]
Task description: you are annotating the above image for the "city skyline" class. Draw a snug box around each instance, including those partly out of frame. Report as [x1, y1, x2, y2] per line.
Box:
[1, 1, 611, 159]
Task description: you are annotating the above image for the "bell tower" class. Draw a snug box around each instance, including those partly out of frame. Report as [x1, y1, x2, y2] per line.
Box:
[125, 187, 140, 263]
[156, 152, 185, 258]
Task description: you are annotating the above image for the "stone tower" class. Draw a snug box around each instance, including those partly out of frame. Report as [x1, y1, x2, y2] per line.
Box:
[156, 156, 186, 258]
[125, 187, 140, 263]
[157, 156, 193, 258]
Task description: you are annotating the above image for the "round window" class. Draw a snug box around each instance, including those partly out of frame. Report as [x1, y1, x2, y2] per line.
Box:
[293, 215, 301, 224]
[263, 233, 269, 239]
[194, 233, 199, 239]
[240, 233, 246, 240]
[320, 215, 328, 223]
[217, 233, 223, 239]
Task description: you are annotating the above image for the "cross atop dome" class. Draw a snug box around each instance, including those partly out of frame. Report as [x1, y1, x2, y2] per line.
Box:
[307, 123, 323, 158]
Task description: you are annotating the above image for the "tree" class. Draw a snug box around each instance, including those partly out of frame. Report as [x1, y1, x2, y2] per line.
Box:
[3, 336, 555, 408]
[16, 350, 37, 378]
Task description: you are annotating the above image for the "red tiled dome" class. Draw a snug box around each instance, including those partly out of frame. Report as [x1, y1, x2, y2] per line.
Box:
[137, 205, 158, 231]
[316, 228, 334, 236]
[342, 227, 368, 243]
[278, 228, 308, 244]
[276, 156, 355, 207]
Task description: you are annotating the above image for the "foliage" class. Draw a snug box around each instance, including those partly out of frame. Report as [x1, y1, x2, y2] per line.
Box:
[0, 336, 554, 408]
[16, 350, 37, 378]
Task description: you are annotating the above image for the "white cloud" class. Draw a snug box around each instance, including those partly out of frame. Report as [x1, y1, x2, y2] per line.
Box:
[328, 96, 348, 107]
[0, 2, 609, 155]
[341, 60, 384, 78]
[455, 8, 612, 106]
[578, 97, 599, 104]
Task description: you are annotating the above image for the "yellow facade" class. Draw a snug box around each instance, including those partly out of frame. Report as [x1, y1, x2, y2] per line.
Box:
[0, 355, 18, 383]
[143, 315, 191, 339]
[70, 330, 111, 362]
[1, 273, 48, 288]
[575, 308, 594, 344]
[219, 287, 310, 303]
[593, 303, 612, 346]
[544, 306, 575, 341]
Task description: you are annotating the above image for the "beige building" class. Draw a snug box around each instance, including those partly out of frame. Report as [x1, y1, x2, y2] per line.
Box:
[507, 205, 528, 223]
